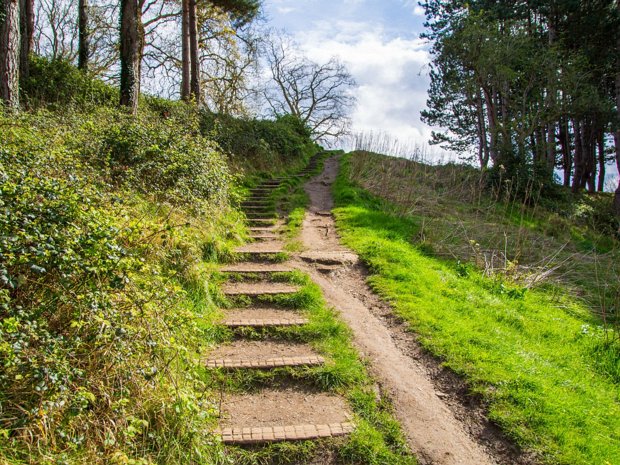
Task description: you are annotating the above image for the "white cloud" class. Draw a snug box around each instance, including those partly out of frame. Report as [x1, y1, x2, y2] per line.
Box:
[292, 20, 437, 150]
[402, 0, 426, 17]
[276, 6, 297, 14]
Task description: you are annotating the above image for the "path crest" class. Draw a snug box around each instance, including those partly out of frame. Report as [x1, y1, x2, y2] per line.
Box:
[299, 156, 498, 465]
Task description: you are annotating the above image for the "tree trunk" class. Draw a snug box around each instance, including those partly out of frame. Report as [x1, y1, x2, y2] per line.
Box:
[476, 87, 489, 168]
[597, 129, 605, 192]
[546, 10, 557, 176]
[614, 1, 620, 218]
[181, 0, 190, 100]
[559, 117, 571, 187]
[614, 130, 620, 216]
[572, 119, 583, 193]
[1, 0, 20, 109]
[19, 0, 32, 81]
[188, 0, 200, 101]
[119, 0, 142, 114]
[78, 0, 89, 71]
[482, 85, 498, 164]
[546, 122, 556, 173]
[582, 121, 596, 193]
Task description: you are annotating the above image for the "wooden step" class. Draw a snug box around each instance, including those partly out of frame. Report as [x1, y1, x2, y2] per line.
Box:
[242, 199, 271, 204]
[247, 218, 278, 225]
[221, 263, 293, 273]
[249, 226, 279, 233]
[235, 242, 285, 254]
[250, 234, 279, 241]
[218, 423, 354, 444]
[205, 355, 324, 369]
[222, 282, 300, 296]
[222, 317, 309, 328]
[242, 204, 272, 210]
[246, 213, 277, 219]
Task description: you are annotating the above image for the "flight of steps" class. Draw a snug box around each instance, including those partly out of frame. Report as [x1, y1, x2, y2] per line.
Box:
[208, 154, 355, 445]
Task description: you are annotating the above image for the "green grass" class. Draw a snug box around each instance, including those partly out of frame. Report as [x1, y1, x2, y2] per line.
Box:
[332, 154, 620, 465]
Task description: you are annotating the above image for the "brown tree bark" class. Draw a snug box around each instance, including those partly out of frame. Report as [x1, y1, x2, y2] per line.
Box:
[1, 0, 21, 109]
[546, 10, 557, 175]
[559, 117, 572, 187]
[120, 0, 143, 114]
[482, 85, 498, 164]
[78, 0, 89, 71]
[475, 87, 489, 168]
[597, 129, 605, 192]
[614, 1, 620, 217]
[181, 0, 190, 100]
[188, 0, 200, 102]
[572, 119, 583, 193]
[19, 0, 32, 81]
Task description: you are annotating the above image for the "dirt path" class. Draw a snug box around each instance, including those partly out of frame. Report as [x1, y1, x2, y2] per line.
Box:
[296, 156, 515, 465]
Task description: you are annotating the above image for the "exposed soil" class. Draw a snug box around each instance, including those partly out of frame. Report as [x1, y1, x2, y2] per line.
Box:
[235, 241, 285, 254]
[221, 262, 293, 273]
[219, 388, 352, 427]
[296, 156, 537, 465]
[222, 281, 300, 295]
[208, 340, 319, 360]
[224, 307, 307, 321]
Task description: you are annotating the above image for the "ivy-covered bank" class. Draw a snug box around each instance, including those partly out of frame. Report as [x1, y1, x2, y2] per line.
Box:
[0, 59, 318, 465]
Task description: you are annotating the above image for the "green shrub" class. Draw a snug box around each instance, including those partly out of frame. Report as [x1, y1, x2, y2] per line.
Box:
[22, 57, 117, 109]
[202, 112, 318, 173]
[0, 108, 237, 463]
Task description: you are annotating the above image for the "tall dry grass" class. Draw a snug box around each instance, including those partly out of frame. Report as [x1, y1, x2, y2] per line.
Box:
[346, 132, 620, 336]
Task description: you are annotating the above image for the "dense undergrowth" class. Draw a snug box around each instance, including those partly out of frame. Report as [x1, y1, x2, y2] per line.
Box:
[333, 153, 620, 465]
[0, 58, 317, 464]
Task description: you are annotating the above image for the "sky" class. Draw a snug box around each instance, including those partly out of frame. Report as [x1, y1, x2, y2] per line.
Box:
[262, 0, 437, 153]
[261, 0, 619, 189]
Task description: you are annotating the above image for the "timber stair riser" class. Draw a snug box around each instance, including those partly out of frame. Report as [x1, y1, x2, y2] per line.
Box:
[223, 317, 309, 328]
[219, 422, 355, 444]
[205, 356, 324, 369]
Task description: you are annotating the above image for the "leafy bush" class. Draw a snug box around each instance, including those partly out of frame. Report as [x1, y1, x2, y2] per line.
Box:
[0, 107, 238, 463]
[202, 112, 318, 173]
[22, 57, 117, 109]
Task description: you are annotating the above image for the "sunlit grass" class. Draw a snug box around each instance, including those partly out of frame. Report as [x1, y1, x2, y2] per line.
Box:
[333, 154, 620, 465]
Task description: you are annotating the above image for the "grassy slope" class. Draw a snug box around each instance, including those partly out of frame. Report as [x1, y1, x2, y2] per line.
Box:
[344, 151, 620, 312]
[333, 154, 620, 465]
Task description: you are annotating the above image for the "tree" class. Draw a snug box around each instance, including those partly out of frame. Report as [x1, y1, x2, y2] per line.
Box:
[1, 0, 21, 109]
[119, 0, 143, 113]
[188, 0, 199, 99]
[420, 0, 619, 200]
[19, 0, 33, 80]
[78, 0, 89, 70]
[180, 0, 190, 99]
[263, 33, 356, 143]
[614, 0, 620, 218]
[182, 0, 259, 103]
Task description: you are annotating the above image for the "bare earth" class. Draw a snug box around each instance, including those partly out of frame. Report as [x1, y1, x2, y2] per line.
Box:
[224, 307, 306, 321]
[220, 388, 352, 427]
[296, 156, 531, 465]
[208, 339, 319, 360]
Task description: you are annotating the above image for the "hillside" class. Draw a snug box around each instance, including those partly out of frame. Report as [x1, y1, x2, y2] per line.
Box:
[333, 151, 620, 464]
[0, 59, 321, 464]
